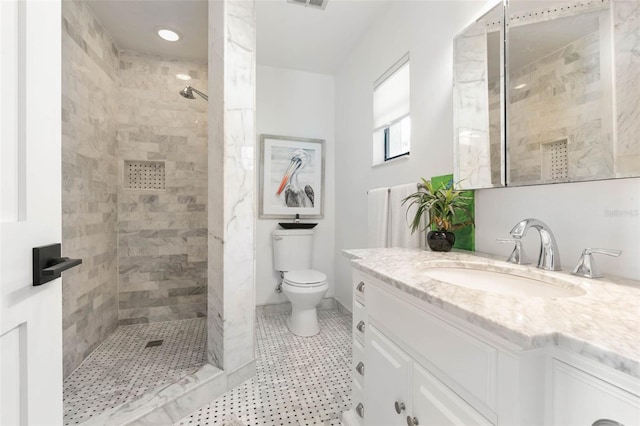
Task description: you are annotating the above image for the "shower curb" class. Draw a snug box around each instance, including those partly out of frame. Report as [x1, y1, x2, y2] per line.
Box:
[81, 361, 256, 426]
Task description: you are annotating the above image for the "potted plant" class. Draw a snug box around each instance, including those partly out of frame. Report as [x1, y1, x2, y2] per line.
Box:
[402, 178, 474, 252]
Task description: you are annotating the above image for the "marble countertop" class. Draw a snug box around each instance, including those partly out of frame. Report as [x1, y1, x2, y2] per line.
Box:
[344, 248, 640, 378]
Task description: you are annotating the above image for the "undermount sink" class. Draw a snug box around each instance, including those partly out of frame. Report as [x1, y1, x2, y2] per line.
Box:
[424, 267, 586, 299]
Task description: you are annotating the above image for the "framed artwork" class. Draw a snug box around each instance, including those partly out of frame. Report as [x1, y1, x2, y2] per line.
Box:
[259, 134, 325, 219]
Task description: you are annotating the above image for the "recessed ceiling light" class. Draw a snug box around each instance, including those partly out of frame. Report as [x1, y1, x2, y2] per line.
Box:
[514, 83, 528, 90]
[176, 73, 191, 81]
[156, 27, 181, 42]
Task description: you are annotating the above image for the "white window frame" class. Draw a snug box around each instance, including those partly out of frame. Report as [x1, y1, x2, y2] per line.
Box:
[373, 53, 411, 165]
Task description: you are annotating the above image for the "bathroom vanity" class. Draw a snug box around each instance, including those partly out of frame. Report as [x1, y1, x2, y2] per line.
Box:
[341, 248, 640, 426]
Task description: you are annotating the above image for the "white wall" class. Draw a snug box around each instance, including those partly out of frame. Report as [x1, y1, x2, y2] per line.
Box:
[334, 1, 486, 310]
[334, 1, 640, 311]
[256, 65, 335, 306]
[476, 179, 640, 280]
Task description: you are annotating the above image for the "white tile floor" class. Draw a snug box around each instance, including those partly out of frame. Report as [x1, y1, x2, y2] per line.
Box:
[63, 318, 207, 425]
[176, 309, 353, 426]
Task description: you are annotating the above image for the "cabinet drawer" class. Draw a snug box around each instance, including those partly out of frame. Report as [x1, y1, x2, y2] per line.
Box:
[551, 359, 640, 426]
[353, 300, 366, 344]
[367, 282, 497, 410]
[353, 339, 365, 387]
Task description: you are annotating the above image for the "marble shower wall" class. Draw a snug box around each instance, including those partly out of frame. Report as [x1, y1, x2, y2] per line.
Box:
[117, 52, 208, 325]
[508, 18, 613, 184]
[488, 79, 502, 186]
[453, 22, 493, 188]
[453, 5, 503, 190]
[208, 0, 256, 375]
[614, 1, 640, 176]
[61, 0, 119, 376]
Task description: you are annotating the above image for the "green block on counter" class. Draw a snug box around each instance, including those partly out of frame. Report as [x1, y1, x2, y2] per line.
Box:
[430, 174, 475, 251]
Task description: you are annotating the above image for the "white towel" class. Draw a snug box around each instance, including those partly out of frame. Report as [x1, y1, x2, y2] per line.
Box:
[367, 187, 390, 248]
[389, 183, 424, 248]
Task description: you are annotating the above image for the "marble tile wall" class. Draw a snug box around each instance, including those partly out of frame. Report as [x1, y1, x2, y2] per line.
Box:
[453, 6, 504, 190]
[453, 24, 493, 188]
[61, 0, 120, 377]
[208, 0, 256, 374]
[488, 79, 502, 185]
[117, 52, 209, 325]
[614, 1, 640, 176]
[508, 28, 613, 184]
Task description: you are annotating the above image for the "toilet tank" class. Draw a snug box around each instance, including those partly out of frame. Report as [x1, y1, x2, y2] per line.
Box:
[272, 229, 314, 272]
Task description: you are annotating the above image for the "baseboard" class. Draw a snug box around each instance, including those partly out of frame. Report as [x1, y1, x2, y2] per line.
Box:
[336, 298, 351, 315]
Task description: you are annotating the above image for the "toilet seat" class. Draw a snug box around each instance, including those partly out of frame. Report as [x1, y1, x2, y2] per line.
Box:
[283, 269, 327, 288]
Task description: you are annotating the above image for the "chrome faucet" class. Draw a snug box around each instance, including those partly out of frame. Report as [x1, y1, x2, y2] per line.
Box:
[496, 238, 530, 265]
[572, 248, 621, 278]
[509, 218, 561, 271]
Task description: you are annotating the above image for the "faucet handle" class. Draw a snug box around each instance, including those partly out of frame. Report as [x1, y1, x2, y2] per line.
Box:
[497, 238, 530, 265]
[572, 248, 621, 279]
[583, 248, 621, 257]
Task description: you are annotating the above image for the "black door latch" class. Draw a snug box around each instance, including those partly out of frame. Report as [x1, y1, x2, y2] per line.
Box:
[33, 243, 82, 286]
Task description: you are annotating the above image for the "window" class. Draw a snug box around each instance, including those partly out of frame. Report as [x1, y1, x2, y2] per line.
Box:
[373, 53, 410, 164]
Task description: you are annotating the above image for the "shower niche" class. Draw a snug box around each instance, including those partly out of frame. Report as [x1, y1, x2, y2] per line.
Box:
[124, 160, 166, 191]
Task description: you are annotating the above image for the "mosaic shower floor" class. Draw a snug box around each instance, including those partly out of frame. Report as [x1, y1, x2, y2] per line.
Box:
[176, 308, 352, 426]
[63, 318, 207, 425]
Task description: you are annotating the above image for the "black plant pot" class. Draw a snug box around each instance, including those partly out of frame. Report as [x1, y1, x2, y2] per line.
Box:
[427, 230, 456, 252]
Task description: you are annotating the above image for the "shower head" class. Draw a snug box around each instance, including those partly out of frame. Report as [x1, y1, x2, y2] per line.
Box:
[179, 85, 208, 101]
[179, 86, 195, 99]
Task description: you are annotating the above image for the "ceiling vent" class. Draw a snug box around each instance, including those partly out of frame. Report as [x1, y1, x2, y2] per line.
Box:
[287, 0, 328, 10]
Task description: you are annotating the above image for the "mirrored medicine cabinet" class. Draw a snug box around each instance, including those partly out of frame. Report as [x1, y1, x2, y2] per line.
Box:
[453, 0, 640, 190]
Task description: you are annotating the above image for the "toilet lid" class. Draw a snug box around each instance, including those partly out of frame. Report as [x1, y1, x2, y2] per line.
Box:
[284, 269, 327, 286]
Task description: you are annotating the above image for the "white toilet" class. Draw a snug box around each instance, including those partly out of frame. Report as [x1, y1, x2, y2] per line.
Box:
[272, 229, 328, 337]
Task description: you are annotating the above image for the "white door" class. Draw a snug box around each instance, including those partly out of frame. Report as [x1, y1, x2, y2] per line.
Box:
[365, 325, 411, 426]
[0, 0, 63, 425]
[412, 363, 493, 426]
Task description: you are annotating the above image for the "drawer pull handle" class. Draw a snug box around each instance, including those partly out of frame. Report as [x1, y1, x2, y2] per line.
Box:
[394, 401, 406, 414]
[592, 420, 624, 426]
[356, 281, 365, 293]
[356, 361, 365, 376]
[356, 320, 365, 333]
[407, 416, 419, 426]
[356, 402, 365, 418]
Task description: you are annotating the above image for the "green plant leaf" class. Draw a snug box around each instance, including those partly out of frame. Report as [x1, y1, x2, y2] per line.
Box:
[403, 177, 475, 234]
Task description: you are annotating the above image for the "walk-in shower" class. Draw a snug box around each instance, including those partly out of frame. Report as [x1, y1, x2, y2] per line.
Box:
[62, 0, 210, 420]
[180, 85, 209, 101]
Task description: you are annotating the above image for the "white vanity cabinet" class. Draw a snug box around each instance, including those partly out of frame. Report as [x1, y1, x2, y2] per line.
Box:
[344, 270, 501, 425]
[343, 267, 640, 426]
[549, 359, 640, 426]
[365, 324, 492, 426]
[365, 325, 411, 426]
[412, 362, 493, 426]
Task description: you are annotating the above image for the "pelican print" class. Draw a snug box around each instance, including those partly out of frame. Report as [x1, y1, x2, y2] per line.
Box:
[276, 149, 315, 208]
